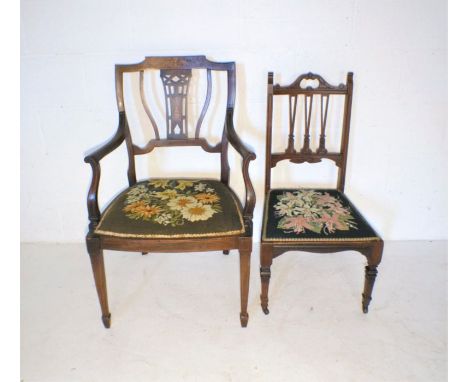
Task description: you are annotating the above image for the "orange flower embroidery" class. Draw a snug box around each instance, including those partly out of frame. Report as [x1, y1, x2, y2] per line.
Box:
[122, 180, 222, 226]
[195, 193, 220, 204]
[124, 201, 162, 219]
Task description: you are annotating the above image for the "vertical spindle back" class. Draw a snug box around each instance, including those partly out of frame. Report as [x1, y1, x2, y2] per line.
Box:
[264, 71, 354, 193]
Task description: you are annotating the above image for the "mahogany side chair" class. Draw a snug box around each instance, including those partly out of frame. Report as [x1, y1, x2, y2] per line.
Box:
[260, 71, 384, 316]
[84, 56, 256, 328]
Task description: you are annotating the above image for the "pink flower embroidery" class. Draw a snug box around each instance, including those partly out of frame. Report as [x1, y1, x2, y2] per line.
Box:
[315, 193, 339, 206]
[320, 213, 349, 234]
[280, 216, 316, 234]
[274, 190, 357, 235]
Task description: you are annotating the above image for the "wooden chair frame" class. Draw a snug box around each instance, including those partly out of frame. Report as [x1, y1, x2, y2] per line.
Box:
[260, 71, 384, 315]
[85, 56, 256, 328]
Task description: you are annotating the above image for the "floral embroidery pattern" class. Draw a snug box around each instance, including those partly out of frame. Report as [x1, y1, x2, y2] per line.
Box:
[123, 180, 221, 226]
[273, 190, 357, 235]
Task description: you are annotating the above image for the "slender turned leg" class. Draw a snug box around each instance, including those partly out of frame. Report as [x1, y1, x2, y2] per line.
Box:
[239, 249, 251, 327]
[87, 237, 111, 328]
[223, 250, 230, 255]
[260, 244, 273, 314]
[362, 240, 384, 313]
[362, 266, 378, 313]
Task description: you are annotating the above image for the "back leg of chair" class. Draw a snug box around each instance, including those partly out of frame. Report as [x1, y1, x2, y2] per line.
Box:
[87, 236, 111, 328]
[260, 243, 273, 314]
[362, 240, 384, 313]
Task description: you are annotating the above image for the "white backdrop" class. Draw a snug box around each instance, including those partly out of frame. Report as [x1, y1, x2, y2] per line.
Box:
[20, 0, 447, 242]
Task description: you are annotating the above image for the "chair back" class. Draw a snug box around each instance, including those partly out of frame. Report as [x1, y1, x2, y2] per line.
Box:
[115, 56, 235, 185]
[264, 71, 354, 193]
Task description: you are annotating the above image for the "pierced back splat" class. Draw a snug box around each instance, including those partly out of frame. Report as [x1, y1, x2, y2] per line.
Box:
[160, 69, 192, 139]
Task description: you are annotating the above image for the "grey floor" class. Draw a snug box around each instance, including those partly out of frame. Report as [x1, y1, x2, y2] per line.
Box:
[21, 241, 447, 382]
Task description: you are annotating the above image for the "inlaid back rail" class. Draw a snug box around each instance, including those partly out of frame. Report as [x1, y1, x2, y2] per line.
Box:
[264, 71, 354, 193]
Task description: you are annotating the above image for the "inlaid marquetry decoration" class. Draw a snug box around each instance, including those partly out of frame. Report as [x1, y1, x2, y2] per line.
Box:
[136, 65, 215, 143]
[132, 65, 216, 156]
[160, 69, 192, 139]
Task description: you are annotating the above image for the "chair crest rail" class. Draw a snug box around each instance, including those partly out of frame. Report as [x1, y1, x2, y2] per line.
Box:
[115, 55, 235, 112]
[272, 72, 347, 95]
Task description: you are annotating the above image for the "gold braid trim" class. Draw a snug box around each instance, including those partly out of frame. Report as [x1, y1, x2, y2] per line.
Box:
[94, 179, 245, 239]
[95, 228, 244, 239]
[262, 190, 380, 242]
[262, 236, 380, 242]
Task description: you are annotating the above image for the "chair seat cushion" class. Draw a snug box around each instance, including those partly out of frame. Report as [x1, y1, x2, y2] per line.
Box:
[95, 179, 245, 238]
[262, 189, 379, 242]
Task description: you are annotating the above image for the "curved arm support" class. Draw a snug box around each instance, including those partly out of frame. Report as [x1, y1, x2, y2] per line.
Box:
[84, 112, 126, 231]
[225, 109, 256, 235]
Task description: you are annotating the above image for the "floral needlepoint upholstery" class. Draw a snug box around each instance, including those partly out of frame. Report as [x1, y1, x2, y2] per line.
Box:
[95, 179, 245, 238]
[262, 189, 379, 242]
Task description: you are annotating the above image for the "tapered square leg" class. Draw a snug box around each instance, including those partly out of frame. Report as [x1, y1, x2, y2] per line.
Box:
[239, 249, 251, 327]
[87, 236, 111, 328]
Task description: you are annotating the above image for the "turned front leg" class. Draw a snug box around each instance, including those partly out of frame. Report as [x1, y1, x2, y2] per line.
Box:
[260, 244, 273, 314]
[362, 240, 384, 313]
[362, 265, 378, 313]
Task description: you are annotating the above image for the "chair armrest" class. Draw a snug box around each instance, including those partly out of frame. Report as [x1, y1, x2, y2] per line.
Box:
[84, 113, 126, 163]
[84, 112, 126, 231]
[225, 110, 256, 235]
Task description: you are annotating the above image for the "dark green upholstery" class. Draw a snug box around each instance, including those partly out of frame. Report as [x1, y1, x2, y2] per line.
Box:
[95, 179, 244, 238]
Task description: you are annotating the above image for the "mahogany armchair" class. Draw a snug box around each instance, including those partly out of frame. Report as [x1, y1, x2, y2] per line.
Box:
[260, 71, 384, 316]
[84, 56, 256, 328]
